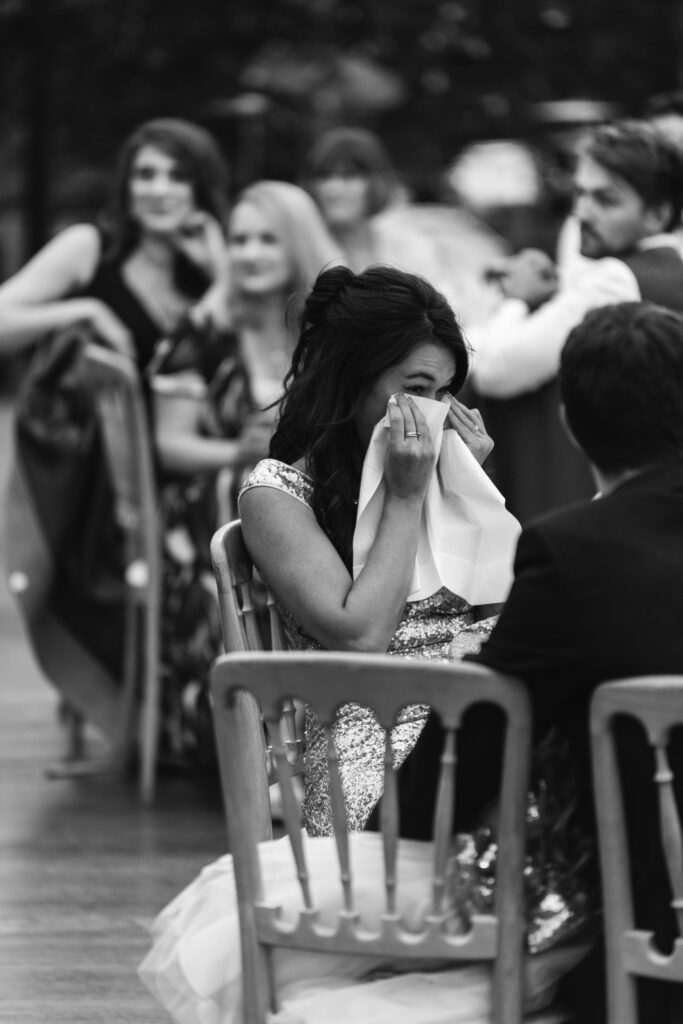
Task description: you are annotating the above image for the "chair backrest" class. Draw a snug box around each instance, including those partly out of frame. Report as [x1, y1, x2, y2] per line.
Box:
[82, 344, 159, 580]
[210, 520, 287, 653]
[590, 676, 683, 1024]
[211, 650, 532, 1024]
[81, 342, 161, 803]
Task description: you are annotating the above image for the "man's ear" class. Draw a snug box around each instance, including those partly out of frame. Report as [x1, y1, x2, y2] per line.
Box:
[559, 403, 581, 450]
[644, 200, 672, 235]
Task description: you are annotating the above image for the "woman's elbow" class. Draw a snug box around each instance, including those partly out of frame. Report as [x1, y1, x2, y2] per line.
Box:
[331, 626, 392, 655]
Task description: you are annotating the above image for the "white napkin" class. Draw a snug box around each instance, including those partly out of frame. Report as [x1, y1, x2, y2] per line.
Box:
[352, 396, 521, 604]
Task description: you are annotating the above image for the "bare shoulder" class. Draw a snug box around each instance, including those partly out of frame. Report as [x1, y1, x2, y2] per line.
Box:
[51, 224, 102, 284]
[240, 482, 323, 577]
[240, 483, 317, 534]
[21, 222, 100, 285]
[0, 222, 103, 303]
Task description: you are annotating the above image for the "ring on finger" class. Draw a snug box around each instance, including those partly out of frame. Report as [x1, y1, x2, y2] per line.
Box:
[404, 431, 421, 439]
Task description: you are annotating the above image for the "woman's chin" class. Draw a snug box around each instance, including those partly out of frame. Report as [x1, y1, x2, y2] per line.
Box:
[136, 216, 189, 238]
[235, 277, 288, 298]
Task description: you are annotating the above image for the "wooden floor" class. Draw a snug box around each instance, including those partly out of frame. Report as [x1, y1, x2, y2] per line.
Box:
[0, 397, 228, 1024]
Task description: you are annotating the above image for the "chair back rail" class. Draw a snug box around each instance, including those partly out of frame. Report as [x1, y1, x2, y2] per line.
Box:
[210, 520, 288, 653]
[591, 676, 683, 1024]
[211, 651, 532, 1024]
[210, 520, 303, 825]
[81, 343, 162, 804]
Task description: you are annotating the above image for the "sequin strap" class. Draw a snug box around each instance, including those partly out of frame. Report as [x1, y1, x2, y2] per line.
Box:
[238, 458, 314, 510]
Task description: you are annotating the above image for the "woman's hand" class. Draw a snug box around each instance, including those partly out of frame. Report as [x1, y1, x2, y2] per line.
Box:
[189, 281, 233, 331]
[173, 211, 229, 283]
[384, 394, 436, 500]
[175, 212, 233, 330]
[499, 248, 558, 310]
[444, 395, 494, 465]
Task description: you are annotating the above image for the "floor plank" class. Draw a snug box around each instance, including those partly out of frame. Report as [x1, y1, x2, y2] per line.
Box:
[0, 397, 227, 1024]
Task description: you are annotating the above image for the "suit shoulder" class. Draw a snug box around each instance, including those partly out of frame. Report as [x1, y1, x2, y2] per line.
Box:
[517, 498, 613, 565]
[522, 497, 603, 539]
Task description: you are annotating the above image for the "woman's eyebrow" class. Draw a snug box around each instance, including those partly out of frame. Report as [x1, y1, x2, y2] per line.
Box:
[403, 370, 436, 381]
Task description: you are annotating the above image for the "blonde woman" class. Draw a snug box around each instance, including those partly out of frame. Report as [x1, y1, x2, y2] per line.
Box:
[227, 180, 343, 410]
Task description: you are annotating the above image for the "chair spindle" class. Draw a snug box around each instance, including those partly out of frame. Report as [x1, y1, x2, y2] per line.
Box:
[238, 583, 262, 651]
[268, 591, 287, 650]
[268, 716, 313, 910]
[431, 725, 457, 917]
[326, 727, 354, 915]
[654, 737, 683, 935]
[380, 727, 399, 917]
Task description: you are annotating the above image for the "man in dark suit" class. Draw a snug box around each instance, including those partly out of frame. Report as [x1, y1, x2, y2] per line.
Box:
[473, 301, 683, 1023]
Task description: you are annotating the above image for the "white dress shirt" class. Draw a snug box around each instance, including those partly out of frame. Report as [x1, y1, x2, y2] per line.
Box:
[469, 233, 681, 399]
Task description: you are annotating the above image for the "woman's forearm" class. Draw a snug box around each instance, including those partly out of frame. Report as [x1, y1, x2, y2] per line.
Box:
[155, 432, 246, 474]
[0, 299, 97, 351]
[321, 493, 424, 652]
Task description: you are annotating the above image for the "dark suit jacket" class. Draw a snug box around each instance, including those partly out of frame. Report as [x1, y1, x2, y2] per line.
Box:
[473, 460, 683, 1021]
[475, 459, 683, 704]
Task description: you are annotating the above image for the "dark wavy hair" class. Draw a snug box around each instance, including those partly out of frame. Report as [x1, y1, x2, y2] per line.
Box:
[580, 119, 683, 231]
[270, 265, 470, 567]
[100, 118, 229, 292]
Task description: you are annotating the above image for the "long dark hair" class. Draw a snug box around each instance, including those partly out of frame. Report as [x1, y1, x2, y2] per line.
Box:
[271, 265, 470, 566]
[100, 118, 230, 292]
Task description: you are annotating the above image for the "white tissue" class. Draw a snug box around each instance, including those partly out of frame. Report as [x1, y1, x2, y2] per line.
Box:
[352, 395, 521, 604]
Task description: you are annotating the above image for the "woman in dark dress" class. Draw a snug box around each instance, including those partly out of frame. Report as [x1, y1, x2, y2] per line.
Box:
[1, 119, 266, 765]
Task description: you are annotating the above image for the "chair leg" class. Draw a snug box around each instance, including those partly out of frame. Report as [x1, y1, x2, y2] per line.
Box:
[45, 597, 139, 783]
[138, 595, 161, 805]
[45, 704, 123, 779]
[66, 704, 85, 760]
[114, 596, 142, 763]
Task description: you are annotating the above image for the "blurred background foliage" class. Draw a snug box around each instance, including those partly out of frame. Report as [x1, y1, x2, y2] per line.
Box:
[1, 0, 682, 264]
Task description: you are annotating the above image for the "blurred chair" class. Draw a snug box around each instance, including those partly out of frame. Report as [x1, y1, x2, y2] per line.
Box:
[210, 519, 287, 653]
[210, 520, 301, 814]
[57, 343, 162, 803]
[591, 676, 683, 1023]
[210, 650, 533, 1024]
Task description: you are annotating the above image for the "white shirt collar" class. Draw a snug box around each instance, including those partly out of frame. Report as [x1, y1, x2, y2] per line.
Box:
[637, 233, 681, 251]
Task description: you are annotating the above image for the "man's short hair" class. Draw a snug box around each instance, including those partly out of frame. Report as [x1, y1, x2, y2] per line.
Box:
[580, 119, 683, 231]
[560, 302, 683, 475]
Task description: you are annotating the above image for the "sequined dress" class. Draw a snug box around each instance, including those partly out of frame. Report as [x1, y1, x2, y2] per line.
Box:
[238, 459, 497, 837]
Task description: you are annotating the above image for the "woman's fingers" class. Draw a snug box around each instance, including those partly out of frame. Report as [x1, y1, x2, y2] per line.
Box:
[444, 395, 494, 466]
[388, 393, 433, 448]
[394, 393, 419, 439]
[408, 399, 432, 445]
[387, 394, 407, 444]
[446, 397, 484, 437]
[174, 212, 227, 280]
[447, 395, 480, 430]
[385, 395, 435, 499]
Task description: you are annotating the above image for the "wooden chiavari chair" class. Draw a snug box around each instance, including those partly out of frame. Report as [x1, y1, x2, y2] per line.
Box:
[591, 676, 683, 1023]
[210, 650, 533, 1024]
